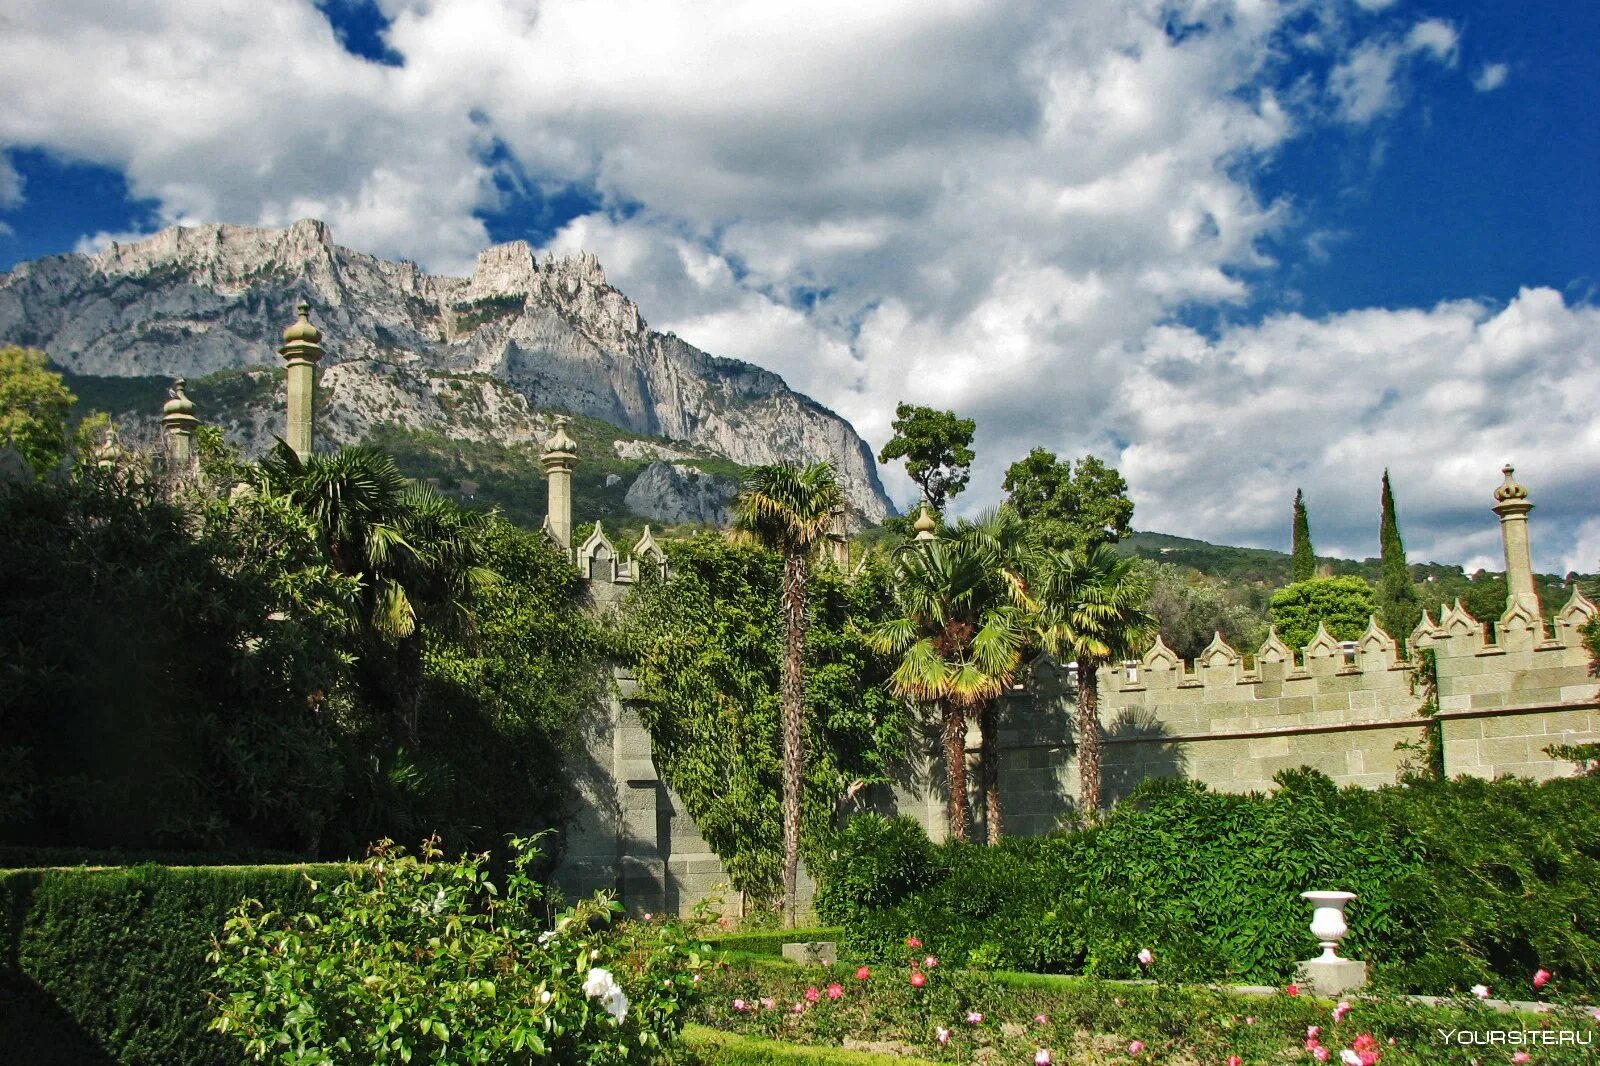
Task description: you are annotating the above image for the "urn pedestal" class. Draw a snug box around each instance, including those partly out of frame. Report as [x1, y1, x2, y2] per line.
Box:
[1297, 890, 1368, 995]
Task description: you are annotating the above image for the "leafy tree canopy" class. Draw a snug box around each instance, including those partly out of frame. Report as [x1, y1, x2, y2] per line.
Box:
[1268, 576, 1377, 649]
[1140, 560, 1265, 660]
[877, 403, 975, 513]
[0, 346, 77, 477]
[1002, 448, 1134, 555]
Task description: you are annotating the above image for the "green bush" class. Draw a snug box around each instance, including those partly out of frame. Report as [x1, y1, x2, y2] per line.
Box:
[821, 770, 1600, 996]
[210, 837, 711, 1064]
[0, 861, 347, 1065]
[814, 815, 937, 923]
[1268, 576, 1377, 648]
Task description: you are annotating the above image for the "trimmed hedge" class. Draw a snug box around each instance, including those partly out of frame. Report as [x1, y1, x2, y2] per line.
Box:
[816, 770, 1600, 997]
[1, 862, 347, 1064]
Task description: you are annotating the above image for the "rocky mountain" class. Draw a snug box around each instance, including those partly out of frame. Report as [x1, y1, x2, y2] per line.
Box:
[0, 219, 892, 523]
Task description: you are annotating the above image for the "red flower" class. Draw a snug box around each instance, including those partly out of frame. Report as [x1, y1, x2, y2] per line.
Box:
[1533, 968, 1552, 989]
[906, 936, 923, 949]
[826, 983, 844, 1000]
[804, 986, 820, 1003]
[910, 970, 926, 988]
[1228, 1057, 1243, 1066]
[855, 965, 871, 981]
[1287, 983, 1300, 996]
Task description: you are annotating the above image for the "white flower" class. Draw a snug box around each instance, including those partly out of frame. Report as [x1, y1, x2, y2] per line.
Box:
[537, 929, 557, 946]
[582, 967, 629, 1023]
[1341, 1051, 1362, 1066]
[1137, 948, 1154, 966]
[432, 888, 447, 915]
[1471, 984, 1491, 1000]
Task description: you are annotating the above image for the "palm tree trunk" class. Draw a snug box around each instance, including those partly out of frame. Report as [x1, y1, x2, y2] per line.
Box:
[979, 700, 1001, 845]
[780, 551, 809, 927]
[1076, 657, 1102, 815]
[397, 631, 424, 743]
[943, 701, 970, 842]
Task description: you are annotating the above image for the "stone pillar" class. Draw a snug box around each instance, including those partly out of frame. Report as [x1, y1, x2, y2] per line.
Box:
[161, 378, 199, 477]
[541, 415, 577, 552]
[1492, 464, 1541, 617]
[278, 302, 325, 461]
[827, 504, 849, 569]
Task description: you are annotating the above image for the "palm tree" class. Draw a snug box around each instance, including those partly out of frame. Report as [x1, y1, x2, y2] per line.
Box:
[733, 461, 845, 925]
[866, 509, 1032, 843]
[1035, 544, 1153, 815]
[253, 442, 495, 739]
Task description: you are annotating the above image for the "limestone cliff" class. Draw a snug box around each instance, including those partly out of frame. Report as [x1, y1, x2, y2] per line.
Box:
[0, 219, 892, 521]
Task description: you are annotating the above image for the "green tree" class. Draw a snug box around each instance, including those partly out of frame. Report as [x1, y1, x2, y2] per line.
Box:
[1035, 545, 1154, 815]
[733, 461, 846, 925]
[1141, 560, 1266, 660]
[1002, 449, 1135, 554]
[1377, 470, 1422, 640]
[1291, 489, 1316, 582]
[620, 535, 904, 904]
[0, 346, 76, 477]
[1268, 576, 1377, 649]
[865, 510, 1032, 842]
[253, 443, 496, 742]
[877, 403, 976, 513]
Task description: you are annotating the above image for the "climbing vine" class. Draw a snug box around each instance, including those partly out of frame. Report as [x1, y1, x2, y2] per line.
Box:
[617, 535, 906, 908]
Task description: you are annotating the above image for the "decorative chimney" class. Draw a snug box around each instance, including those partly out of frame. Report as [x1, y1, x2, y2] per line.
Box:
[1491, 464, 1542, 620]
[278, 302, 325, 460]
[541, 415, 578, 552]
[161, 378, 199, 476]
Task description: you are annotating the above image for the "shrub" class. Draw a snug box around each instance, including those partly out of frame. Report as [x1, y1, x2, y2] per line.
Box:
[821, 770, 1600, 996]
[1, 861, 346, 1065]
[1268, 576, 1377, 648]
[209, 836, 712, 1064]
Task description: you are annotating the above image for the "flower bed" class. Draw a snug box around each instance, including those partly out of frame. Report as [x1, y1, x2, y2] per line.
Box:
[694, 947, 1600, 1064]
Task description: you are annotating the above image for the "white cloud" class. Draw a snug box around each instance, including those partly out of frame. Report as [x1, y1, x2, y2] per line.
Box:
[1, 0, 1591, 568]
[1474, 62, 1510, 92]
[0, 152, 23, 210]
[1329, 18, 1459, 124]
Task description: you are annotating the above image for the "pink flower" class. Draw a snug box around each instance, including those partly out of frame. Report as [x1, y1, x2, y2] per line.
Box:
[906, 936, 923, 949]
[966, 1010, 984, 1025]
[826, 983, 844, 1000]
[1313, 1047, 1331, 1062]
[1592, 1008, 1600, 1022]
[1228, 1057, 1243, 1066]
[732, 998, 748, 1012]
[924, 955, 939, 969]
[1035, 1052, 1053, 1066]
[1287, 983, 1300, 996]
[1308, 1026, 1322, 1040]
[1246, 1017, 1256, 1026]
[1034, 1014, 1050, 1026]
[1512, 1055, 1530, 1065]
[856, 965, 871, 981]
[935, 1027, 950, 1046]
[760, 997, 775, 1011]
[804, 986, 820, 1003]
[910, 970, 926, 989]
[1128, 1040, 1145, 1055]
[642, 912, 652, 921]
[1533, 968, 1551, 989]
[792, 1001, 806, 1014]
[1137, 948, 1155, 966]
[1306, 1039, 1322, 1051]
[1332, 1001, 1352, 1023]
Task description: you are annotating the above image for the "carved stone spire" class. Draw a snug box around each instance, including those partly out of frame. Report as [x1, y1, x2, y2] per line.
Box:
[161, 377, 200, 476]
[278, 301, 325, 460]
[1490, 463, 1542, 625]
[541, 415, 578, 553]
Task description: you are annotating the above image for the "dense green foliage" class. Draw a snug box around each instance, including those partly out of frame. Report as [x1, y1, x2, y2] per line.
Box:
[0, 346, 78, 476]
[1138, 560, 1266, 659]
[1377, 470, 1423, 639]
[697, 956, 1600, 1064]
[1291, 488, 1315, 582]
[211, 838, 711, 1064]
[0, 384, 607, 859]
[619, 535, 907, 905]
[815, 771, 1600, 996]
[1268, 575, 1378, 648]
[1001, 450, 1134, 555]
[0, 861, 347, 1065]
[876, 403, 975, 513]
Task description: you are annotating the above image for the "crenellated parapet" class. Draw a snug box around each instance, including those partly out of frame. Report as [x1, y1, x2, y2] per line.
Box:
[1555, 586, 1597, 646]
[1112, 616, 1412, 694]
[577, 522, 672, 590]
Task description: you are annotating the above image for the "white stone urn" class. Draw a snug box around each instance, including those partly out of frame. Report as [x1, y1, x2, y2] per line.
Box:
[1301, 890, 1356, 962]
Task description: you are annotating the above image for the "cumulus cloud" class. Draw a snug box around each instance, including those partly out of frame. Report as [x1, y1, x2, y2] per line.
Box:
[1474, 62, 1510, 92]
[0, 0, 1590, 568]
[0, 153, 23, 210]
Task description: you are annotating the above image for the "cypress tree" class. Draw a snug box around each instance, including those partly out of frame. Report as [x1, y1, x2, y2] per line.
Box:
[1378, 469, 1422, 638]
[1291, 488, 1315, 582]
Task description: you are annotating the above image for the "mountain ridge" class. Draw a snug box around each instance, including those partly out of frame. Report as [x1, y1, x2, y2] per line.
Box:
[0, 218, 892, 521]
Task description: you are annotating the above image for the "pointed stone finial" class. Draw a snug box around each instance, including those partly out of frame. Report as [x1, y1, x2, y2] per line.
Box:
[913, 503, 936, 541]
[281, 300, 323, 346]
[542, 414, 577, 459]
[1493, 463, 1528, 504]
[542, 415, 578, 553]
[163, 378, 197, 418]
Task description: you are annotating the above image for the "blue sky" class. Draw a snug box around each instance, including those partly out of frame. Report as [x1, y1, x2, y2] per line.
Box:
[1, 0, 1596, 573]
